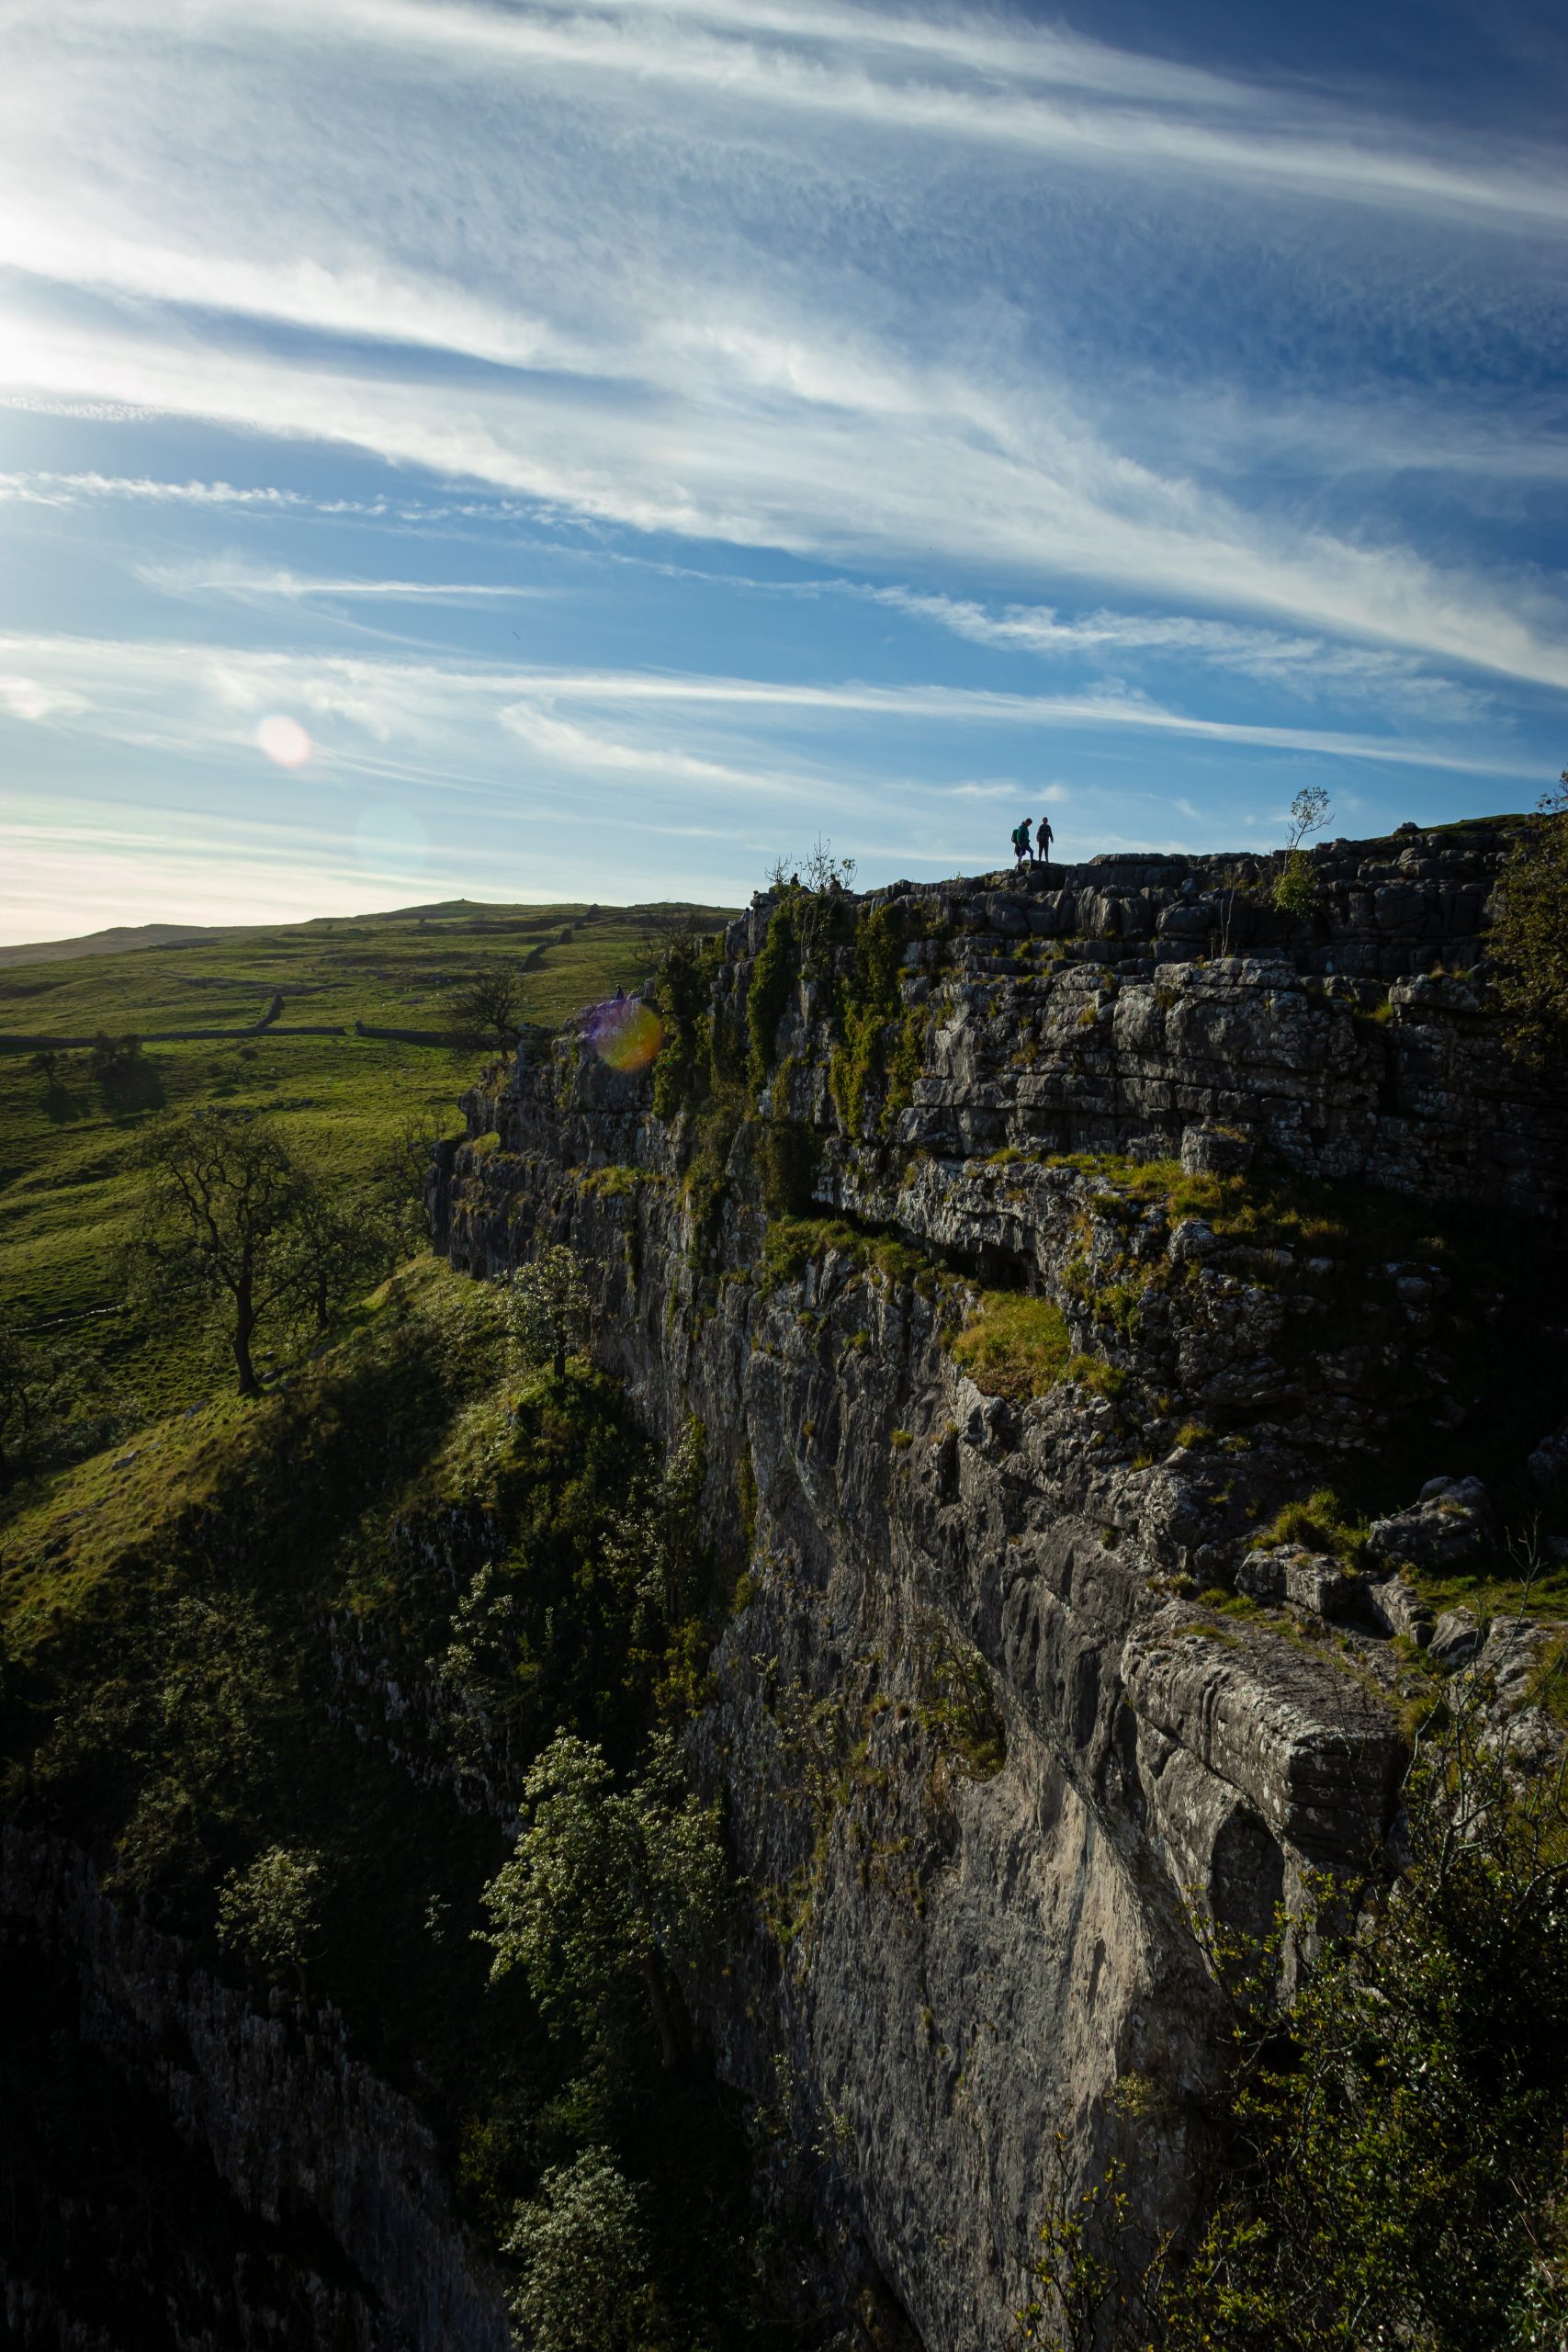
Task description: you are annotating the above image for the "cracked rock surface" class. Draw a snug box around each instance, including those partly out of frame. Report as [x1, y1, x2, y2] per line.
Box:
[434, 829, 1565, 2351]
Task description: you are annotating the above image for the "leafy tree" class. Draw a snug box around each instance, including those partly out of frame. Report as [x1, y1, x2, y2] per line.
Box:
[479, 1731, 730, 2068]
[502, 2147, 660, 2352]
[25, 1048, 61, 1090]
[215, 1844, 324, 1989]
[280, 1178, 398, 1337]
[1272, 787, 1332, 920]
[601, 1419, 705, 1633]
[451, 956, 526, 1047]
[505, 1245, 592, 1384]
[130, 1109, 310, 1394]
[88, 1029, 141, 1081]
[1493, 774, 1568, 1062]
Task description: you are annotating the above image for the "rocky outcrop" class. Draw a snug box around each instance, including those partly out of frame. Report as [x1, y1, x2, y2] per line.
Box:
[0, 1830, 509, 2352]
[426, 824, 1568, 2349]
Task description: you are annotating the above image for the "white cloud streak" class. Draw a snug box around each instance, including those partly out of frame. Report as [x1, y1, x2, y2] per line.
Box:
[35, 0, 1560, 230]
[872, 589, 1495, 718]
[0, 631, 1540, 783]
[1, 0, 1563, 788]
[4, 309, 1564, 694]
[138, 558, 548, 603]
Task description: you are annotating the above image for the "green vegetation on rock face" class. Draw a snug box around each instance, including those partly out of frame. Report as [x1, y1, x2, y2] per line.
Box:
[1254, 1487, 1371, 1564]
[760, 1212, 932, 1294]
[1042, 1148, 1568, 1578]
[1492, 773, 1568, 1062]
[951, 1294, 1072, 1399]
[828, 900, 924, 1141]
[746, 895, 799, 1094]
[650, 926, 727, 1120]
[950, 1292, 1127, 1404]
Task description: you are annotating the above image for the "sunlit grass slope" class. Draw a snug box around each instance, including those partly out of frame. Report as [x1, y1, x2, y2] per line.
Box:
[0, 896, 736, 1417]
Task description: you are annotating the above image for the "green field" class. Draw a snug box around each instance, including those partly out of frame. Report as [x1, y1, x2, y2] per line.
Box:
[0, 897, 737, 1423]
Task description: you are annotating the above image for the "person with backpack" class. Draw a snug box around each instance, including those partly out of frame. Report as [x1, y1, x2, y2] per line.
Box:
[1010, 819, 1032, 867]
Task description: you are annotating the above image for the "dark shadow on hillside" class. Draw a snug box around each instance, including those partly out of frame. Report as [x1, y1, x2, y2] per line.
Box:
[42, 1079, 88, 1125]
[97, 1059, 167, 1117]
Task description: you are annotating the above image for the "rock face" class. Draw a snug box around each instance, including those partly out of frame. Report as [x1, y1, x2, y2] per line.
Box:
[431, 826, 1565, 2350]
[1, 1829, 509, 2352]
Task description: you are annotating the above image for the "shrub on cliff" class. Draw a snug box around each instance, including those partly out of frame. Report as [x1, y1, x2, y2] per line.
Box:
[1493, 774, 1568, 1063]
[479, 1730, 730, 2072]
[504, 1243, 592, 1383]
[829, 899, 923, 1141]
[649, 925, 718, 1118]
[215, 1843, 323, 1991]
[1271, 786, 1332, 922]
[952, 1293, 1072, 1398]
[503, 2147, 660, 2352]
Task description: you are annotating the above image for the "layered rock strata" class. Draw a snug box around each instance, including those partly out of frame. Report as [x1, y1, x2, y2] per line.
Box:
[432, 826, 1566, 2348]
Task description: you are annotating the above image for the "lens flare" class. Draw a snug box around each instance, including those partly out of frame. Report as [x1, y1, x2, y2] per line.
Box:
[587, 995, 663, 1073]
[257, 713, 311, 768]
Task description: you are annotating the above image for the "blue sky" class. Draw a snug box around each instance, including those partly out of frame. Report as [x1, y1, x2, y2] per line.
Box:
[1, 0, 1565, 940]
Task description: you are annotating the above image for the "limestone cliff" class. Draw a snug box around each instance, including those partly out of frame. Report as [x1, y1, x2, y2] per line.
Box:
[1, 1829, 510, 2352]
[434, 824, 1565, 2350]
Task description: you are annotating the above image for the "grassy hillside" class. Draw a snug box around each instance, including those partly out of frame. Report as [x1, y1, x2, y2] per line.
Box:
[0, 896, 736, 1425]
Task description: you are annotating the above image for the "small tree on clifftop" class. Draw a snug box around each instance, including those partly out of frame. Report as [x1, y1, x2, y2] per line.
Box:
[1272, 786, 1332, 920]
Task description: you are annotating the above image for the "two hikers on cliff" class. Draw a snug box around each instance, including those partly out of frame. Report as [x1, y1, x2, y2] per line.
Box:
[1011, 816, 1054, 867]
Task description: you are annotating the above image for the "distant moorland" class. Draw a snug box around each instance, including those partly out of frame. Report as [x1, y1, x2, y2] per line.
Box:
[0, 897, 738, 1427]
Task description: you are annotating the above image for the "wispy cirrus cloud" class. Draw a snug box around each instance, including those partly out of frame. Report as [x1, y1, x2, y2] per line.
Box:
[1, 0, 1562, 939]
[27, 0, 1558, 229]
[3, 0, 1566, 694]
[0, 631, 1540, 783]
[872, 590, 1495, 718]
[138, 557, 550, 604]
[6, 307, 1566, 694]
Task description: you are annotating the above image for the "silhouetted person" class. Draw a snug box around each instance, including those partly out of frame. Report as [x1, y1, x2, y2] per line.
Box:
[1035, 815, 1055, 865]
[1011, 819, 1032, 867]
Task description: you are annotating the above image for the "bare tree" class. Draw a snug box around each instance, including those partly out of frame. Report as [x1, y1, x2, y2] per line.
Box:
[763, 837, 856, 896]
[450, 956, 526, 1047]
[374, 1109, 456, 1254]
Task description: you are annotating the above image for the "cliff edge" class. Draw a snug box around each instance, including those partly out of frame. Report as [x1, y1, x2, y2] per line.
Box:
[434, 821, 1566, 2349]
